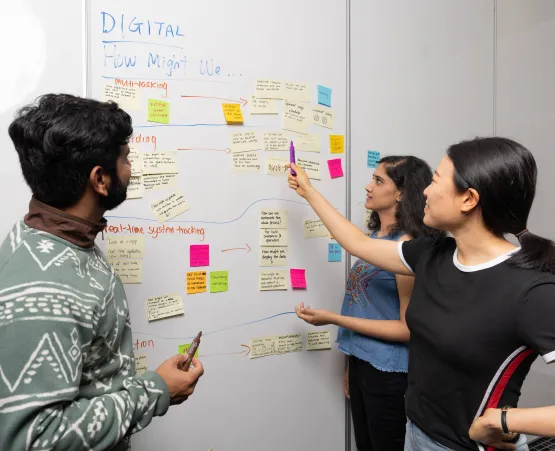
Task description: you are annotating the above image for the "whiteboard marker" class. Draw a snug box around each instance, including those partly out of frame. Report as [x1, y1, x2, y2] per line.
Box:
[179, 331, 202, 371]
[290, 141, 296, 175]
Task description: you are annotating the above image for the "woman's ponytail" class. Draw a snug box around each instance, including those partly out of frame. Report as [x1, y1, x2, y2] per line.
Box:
[509, 229, 555, 274]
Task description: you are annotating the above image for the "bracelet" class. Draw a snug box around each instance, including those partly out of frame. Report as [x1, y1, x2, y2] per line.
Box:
[501, 406, 512, 434]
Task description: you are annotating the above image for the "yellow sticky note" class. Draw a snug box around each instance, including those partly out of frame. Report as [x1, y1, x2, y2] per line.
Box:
[106, 236, 145, 259]
[187, 271, 207, 294]
[330, 135, 345, 154]
[307, 331, 332, 350]
[148, 99, 170, 124]
[142, 151, 178, 175]
[146, 294, 184, 321]
[304, 219, 329, 238]
[110, 259, 143, 284]
[222, 103, 244, 124]
[259, 271, 288, 291]
[127, 176, 144, 199]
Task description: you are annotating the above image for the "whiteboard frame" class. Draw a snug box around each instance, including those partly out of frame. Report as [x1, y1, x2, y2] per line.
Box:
[83, 1, 353, 449]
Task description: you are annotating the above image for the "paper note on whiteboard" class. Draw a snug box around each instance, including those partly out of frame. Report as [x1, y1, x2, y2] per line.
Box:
[151, 191, 190, 223]
[146, 294, 184, 321]
[103, 84, 140, 111]
[282, 101, 309, 135]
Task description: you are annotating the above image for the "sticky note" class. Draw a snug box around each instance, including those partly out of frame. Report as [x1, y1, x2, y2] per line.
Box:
[367, 151, 381, 168]
[230, 131, 260, 153]
[249, 336, 278, 359]
[284, 82, 310, 103]
[328, 243, 342, 262]
[250, 95, 279, 114]
[327, 159, 344, 178]
[276, 334, 303, 354]
[151, 191, 190, 223]
[142, 151, 178, 174]
[317, 85, 332, 107]
[135, 353, 148, 376]
[232, 152, 260, 172]
[106, 236, 145, 260]
[127, 176, 144, 199]
[311, 106, 334, 129]
[290, 268, 307, 289]
[110, 259, 143, 283]
[210, 271, 229, 293]
[146, 294, 184, 321]
[297, 157, 321, 180]
[249, 334, 302, 359]
[265, 158, 289, 176]
[293, 133, 320, 152]
[190, 244, 209, 267]
[260, 228, 288, 247]
[307, 331, 332, 350]
[103, 84, 140, 111]
[259, 271, 288, 291]
[143, 173, 178, 191]
[260, 247, 287, 266]
[263, 132, 289, 151]
[128, 148, 143, 176]
[254, 79, 284, 99]
[222, 103, 244, 124]
[283, 101, 309, 135]
[178, 343, 199, 357]
[187, 271, 207, 294]
[304, 219, 329, 238]
[330, 135, 345, 154]
[260, 210, 287, 228]
[148, 99, 170, 124]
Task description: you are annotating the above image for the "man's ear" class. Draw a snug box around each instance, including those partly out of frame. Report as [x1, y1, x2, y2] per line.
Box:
[89, 166, 110, 197]
[460, 187, 480, 214]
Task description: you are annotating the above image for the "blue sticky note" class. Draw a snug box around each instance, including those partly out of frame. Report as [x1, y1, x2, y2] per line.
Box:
[367, 150, 381, 168]
[318, 85, 332, 107]
[328, 243, 342, 262]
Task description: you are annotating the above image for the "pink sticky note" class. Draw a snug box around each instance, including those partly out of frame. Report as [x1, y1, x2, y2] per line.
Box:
[190, 244, 209, 267]
[327, 158, 344, 178]
[290, 268, 307, 289]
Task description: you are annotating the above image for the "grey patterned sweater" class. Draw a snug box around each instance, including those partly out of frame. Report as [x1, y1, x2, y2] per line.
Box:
[0, 220, 170, 450]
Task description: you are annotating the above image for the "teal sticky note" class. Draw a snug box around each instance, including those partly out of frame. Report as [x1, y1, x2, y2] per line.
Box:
[328, 243, 342, 262]
[318, 85, 332, 107]
[367, 151, 380, 168]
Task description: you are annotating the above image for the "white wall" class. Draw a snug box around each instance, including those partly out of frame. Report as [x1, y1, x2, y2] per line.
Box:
[496, 0, 555, 415]
[0, 0, 83, 236]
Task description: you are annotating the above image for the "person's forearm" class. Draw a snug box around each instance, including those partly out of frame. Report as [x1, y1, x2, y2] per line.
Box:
[330, 313, 410, 342]
[506, 406, 555, 437]
[304, 187, 369, 256]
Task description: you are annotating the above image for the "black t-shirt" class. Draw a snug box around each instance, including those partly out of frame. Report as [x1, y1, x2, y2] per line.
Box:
[399, 237, 555, 451]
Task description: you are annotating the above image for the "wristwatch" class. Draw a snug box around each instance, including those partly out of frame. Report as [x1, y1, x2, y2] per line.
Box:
[501, 406, 512, 434]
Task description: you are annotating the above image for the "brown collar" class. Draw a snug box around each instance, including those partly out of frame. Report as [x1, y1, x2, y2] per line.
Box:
[24, 198, 106, 248]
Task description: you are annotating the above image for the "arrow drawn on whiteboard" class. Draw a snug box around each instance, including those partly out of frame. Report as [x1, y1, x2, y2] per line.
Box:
[199, 344, 251, 358]
[177, 146, 231, 154]
[221, 243, 251, 253]
[181, 95, 248, 107]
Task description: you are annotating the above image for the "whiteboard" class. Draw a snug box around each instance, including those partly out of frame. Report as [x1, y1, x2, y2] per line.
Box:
[349, 0, 494, 232]
[87, 1, 348, 450]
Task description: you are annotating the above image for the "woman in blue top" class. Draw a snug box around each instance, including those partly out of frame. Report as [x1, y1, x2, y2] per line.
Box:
[296, 156, 443, 451]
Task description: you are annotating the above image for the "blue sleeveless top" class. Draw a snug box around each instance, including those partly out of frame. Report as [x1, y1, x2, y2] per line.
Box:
[337, 231, 409, 373]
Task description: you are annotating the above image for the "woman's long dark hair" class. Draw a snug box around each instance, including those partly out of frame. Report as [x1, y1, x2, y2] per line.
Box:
[447, 137, 555, 274]
[368, 156, 444, 239]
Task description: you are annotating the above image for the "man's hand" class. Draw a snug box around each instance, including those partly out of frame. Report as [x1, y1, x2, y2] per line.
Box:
[155, 355, 204, 405]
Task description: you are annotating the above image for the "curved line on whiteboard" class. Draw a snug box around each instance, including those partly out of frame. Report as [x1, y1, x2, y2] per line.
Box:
[133, 311, 296, 340]
[105, 198, 311, 225]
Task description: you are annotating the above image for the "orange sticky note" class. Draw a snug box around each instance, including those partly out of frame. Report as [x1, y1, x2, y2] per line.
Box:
[222, 103, 244, 124]
[330, 135, 344, 154]
[187, 271, 207, 294]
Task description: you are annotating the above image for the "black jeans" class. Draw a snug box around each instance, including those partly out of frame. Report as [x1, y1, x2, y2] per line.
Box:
[349, 355, 408, 451]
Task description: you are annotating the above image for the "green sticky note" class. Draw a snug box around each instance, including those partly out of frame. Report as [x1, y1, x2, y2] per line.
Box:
[210, 270, 229, 293]
[148, 98, 170, 124]
[178, 343, 199, 357]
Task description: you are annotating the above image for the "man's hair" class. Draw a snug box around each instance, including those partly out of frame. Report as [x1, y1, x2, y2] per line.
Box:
[8, 93, 133, 208]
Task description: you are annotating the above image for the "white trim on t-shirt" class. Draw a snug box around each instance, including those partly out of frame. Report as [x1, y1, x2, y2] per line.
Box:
[542, 349, 555, 364]
[397, 241, 414, 274]
[453, 247, 520, 272]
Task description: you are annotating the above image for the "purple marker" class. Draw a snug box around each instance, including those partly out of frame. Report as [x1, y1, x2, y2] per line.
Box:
[290, 141, 296, 175]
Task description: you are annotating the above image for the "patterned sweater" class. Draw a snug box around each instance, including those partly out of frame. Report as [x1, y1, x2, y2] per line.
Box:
[0, 220, 170, 450]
